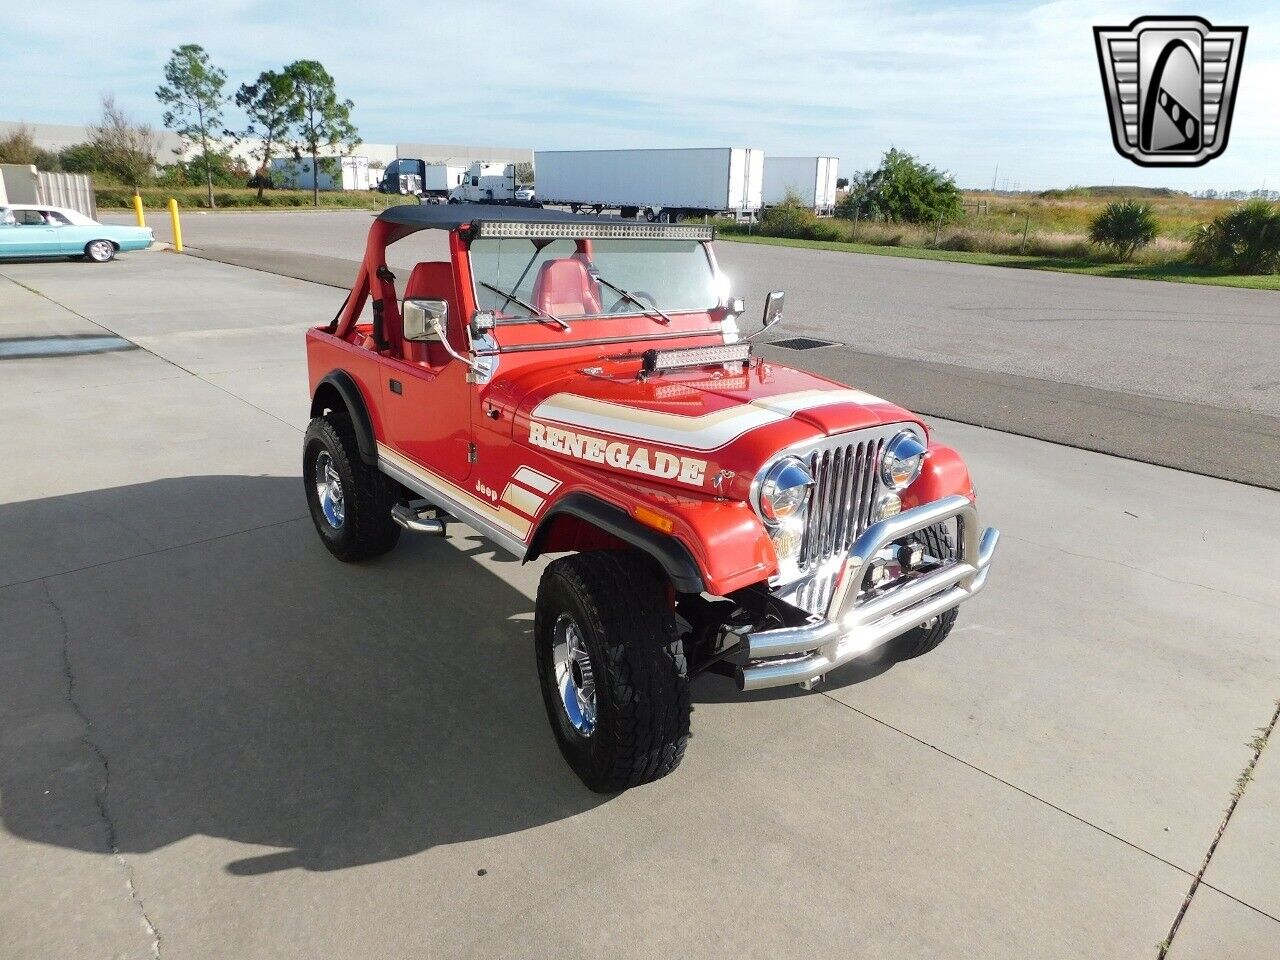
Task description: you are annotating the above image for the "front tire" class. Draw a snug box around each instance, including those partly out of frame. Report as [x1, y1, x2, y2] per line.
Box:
[535, 552, 691, 792]
[84, 240, 115, 263]
[889, 523, 957, 660]
[303, 413, 400, 561]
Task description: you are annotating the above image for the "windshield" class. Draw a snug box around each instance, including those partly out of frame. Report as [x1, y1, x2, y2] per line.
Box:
[468, 238, 719, 321]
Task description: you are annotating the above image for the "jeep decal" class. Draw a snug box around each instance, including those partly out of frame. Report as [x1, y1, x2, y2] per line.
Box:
[528, 421, 707, 486]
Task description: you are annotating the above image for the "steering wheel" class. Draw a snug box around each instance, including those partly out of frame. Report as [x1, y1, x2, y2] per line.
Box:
[608, 290, 658, 313]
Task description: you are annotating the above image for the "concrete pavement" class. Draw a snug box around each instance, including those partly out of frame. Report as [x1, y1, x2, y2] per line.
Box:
[1, 251, 1277, 959]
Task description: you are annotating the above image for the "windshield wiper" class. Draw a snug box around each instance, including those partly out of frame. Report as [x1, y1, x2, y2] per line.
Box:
[590, 272, 672, 325]
[477, 281, 570, 331]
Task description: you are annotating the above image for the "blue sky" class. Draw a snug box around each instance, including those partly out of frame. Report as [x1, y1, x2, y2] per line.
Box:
[3, 0, 1276, 191]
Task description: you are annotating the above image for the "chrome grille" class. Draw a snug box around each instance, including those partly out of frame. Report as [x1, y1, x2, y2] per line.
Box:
[800, 438, 885, 569]
[772, 424, 909, 617]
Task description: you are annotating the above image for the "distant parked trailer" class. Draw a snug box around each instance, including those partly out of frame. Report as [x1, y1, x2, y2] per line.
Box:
[533, 148, 764, 221]
[763, 156, 839, 215]
[272, 156, 371, 192]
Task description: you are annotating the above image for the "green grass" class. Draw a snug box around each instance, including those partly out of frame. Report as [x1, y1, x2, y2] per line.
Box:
[720, 233, 1280, 291]
[96, 186, 414, 211]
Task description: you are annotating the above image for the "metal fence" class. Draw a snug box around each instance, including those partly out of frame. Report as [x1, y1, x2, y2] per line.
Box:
[36, 171, 97, 219]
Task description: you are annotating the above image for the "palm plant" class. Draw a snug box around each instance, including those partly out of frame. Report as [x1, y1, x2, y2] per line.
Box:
[1188, 201, 1280, 274]
[1088, 200, 1158, 261]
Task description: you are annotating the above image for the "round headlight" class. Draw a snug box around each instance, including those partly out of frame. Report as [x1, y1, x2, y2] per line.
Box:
[880, 431, 927, 490]
[757, 457, 813, 524]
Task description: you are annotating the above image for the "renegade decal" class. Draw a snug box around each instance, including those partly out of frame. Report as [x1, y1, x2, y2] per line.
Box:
[528, 421, 707, 486]
[530, 389, 887, 452]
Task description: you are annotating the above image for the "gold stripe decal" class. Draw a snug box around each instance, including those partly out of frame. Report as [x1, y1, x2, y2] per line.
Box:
[512, 466, 560, 495]
[530, 389, 886, 452]
[376, 444, 532, 539]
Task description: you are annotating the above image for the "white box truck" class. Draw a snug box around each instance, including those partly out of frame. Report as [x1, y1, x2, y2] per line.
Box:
[378, 160, 467, 199]
[763, 156, 840, 215]
[533, 148, 764, 221]
[448, 162, 523, 204]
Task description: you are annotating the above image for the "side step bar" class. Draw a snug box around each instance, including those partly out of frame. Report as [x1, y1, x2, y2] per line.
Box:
[391, 500, 448, 536]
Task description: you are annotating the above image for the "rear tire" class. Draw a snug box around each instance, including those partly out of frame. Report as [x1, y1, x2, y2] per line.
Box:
[889, 523, 957, 660]
[84, 240, 115, 263]
[303, 413, 400, 561]
[535, 552, 691, 792]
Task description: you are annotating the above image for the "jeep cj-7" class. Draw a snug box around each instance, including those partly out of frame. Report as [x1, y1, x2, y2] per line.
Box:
[304, 205, 998, 791]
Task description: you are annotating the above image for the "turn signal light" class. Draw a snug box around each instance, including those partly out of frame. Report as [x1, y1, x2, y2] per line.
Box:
[632, 505, 675, 534]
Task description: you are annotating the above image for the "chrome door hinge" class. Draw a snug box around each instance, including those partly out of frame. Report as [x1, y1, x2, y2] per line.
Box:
[467, 442, 478, 463]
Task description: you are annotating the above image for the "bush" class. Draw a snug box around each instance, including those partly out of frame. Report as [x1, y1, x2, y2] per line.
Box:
[839, 148, 963, 224]
[1188, 201, 1280, 274]
[155, 149, 250, 188]
[1088, 200, 1158, 261]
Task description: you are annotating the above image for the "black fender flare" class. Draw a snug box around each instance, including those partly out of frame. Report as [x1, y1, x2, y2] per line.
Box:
[526, 492, 705, 594]
[310, 370, 378, 466]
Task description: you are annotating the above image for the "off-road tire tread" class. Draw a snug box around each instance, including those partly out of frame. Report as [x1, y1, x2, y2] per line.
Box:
[536, 552, 690, 792]
[303, 413, 400, 561]
[891, 523, 957, 660]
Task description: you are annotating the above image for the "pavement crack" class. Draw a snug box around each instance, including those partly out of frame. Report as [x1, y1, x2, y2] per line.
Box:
[1002, 532, 1279, 611]
[818, 692, 1196, 875]
[1, 514, 310, 595]
[44, 580, 163, 959]
[1156, 697, 1280, 959]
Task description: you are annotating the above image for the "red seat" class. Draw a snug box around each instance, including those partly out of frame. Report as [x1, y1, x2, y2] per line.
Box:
[531, 258, 602, 318]
[404, 261, 451, 301]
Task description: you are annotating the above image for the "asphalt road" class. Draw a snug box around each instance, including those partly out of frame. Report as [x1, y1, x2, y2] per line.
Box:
[105, 209, 1280, 489]
[1, 250, 1278, 959]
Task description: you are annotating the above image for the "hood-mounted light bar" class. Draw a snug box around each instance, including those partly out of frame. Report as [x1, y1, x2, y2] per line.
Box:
[640, 341, 752, 377]
[472, 220, 714, 241]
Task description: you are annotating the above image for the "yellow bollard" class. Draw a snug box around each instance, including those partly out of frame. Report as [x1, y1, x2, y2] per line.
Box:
[167, 198, 183, 253]
[132, 193, 146, 228]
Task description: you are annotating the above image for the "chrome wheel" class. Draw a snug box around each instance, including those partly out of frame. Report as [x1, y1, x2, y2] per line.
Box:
[86, 240, 114, 262]
[314, 450, 344, 529]
[552, 613, 596, 736]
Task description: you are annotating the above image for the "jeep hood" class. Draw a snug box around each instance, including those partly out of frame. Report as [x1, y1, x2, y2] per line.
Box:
[493, 354, 921, 499]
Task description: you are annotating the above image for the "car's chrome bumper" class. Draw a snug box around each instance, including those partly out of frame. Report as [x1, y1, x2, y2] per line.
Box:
[736, 495, 998, 691]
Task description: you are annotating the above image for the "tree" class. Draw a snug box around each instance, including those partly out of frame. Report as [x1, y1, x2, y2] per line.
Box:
[231, 69, 299, 200]
[1188, 201, 1280, 274]
[88, 95, 158, 188]
[838, 148, 963, 224]
[284, 60, 358, 206]
[157, 44, 227, 208]
[836, 177, 849, 190]
[0, 124, 62, 170]
[1087, 200, 1158, 261]
[514, 161, 535, 186]
[0, 124, 38, 165]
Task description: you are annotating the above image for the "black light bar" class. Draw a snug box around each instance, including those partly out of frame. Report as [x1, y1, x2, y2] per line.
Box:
[473, 220, 714, 241]
[641, 342, 752, 375]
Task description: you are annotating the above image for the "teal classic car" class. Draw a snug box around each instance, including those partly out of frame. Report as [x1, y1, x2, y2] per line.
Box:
[0, 204, 153, 262]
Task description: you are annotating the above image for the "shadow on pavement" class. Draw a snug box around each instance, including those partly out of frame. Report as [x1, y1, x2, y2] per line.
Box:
[1, 475, 607, 876]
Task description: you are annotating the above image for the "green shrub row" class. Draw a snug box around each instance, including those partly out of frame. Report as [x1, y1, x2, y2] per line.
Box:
[722, 198, 1280, 275]
[96, 186, 412, 210]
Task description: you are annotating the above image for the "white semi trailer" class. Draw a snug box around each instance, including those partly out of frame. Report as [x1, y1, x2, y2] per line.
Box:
[533, 148, 764, 221]
[763, 156, 840, 215]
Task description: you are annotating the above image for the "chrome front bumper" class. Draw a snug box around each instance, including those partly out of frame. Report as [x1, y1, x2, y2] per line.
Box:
[737, 495, 998, 691]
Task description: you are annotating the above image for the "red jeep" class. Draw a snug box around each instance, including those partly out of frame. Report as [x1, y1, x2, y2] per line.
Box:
[304, 205, 998, 791]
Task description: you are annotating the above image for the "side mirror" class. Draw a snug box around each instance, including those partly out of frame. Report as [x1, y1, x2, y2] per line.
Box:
[403, 298, 448, 342]
[744, 290, 785, 341]
[761, 290, 785, 329]
[404, 298, 489, 379]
